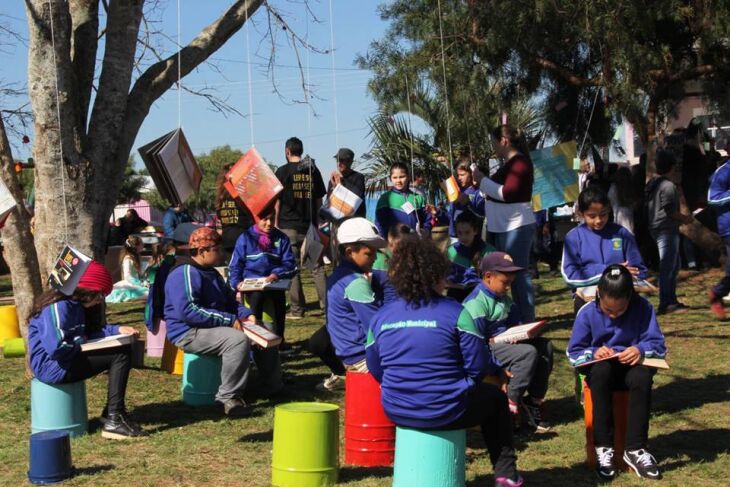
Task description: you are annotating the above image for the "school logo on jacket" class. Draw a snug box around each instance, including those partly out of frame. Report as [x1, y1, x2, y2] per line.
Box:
[612, 238, 622, 250]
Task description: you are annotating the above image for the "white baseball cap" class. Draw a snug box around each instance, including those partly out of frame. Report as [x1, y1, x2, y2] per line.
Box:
[337, 218, 387, 248]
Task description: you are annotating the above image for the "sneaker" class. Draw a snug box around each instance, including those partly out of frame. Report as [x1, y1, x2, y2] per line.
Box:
[101, 412, 147, 440]
[316, 373, 345, 392]
[595, 446, 616, 481]
[659, 302, 689, 315]
[521, 397, 551, 433]
[494, 474, 524, 486]
[623, 448, 661, 480]
[222, 397, 249, 417]
[708, 290, 726, 319]
[285, 312, 304, 320]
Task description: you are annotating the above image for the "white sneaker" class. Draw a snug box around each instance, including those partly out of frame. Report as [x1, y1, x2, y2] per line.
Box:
[316, 373, 345, 392]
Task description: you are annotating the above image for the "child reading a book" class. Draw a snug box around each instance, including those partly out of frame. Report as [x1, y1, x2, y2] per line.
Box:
[28, 261, 146, 439]
[448, 159, 485, 240]
[463, 252, 554, 433]
[366, 238, 522, 487]
[375, 162, 432, 237]
[567, 265, 666, 481]
[561, 186, 647, 313]
[164, 227, 261, 416]
[446, 211, 496, 302]
[371, 223, 413, 305]
[229, 206, 297, 343]
[107, 236, 150, 303]
[326, 217, 386, 373]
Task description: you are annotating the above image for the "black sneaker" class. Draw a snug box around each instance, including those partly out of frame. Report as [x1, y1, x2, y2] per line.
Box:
[595, 446, 616, 481]
[521, 397, 551, 433]
[623, 448, 661, 480]
[101, 412, 147, 440]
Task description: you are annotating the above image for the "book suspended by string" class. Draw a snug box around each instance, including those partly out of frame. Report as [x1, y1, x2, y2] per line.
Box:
[321, 184, 363, 220]
[138, 128, 202, 206]
[80, 333, 136, 352]
[243, 322, 282, 348]
[0, 179, 17, 228]
[48, 245, 92, 296]
[442, 175, 461, 203]
[224, 147, 283, 217]
[491, 320, 548, 344]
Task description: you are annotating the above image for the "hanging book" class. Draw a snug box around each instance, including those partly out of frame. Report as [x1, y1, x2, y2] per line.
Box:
[321, 184, 363, 220]
[443, 175, 460, 203]
[491, 320, 548, 344]
[224, 147, 283, 217]
[48, 245, 92, 296]
[0, 179, 17, 221]
[138, 128, 202, 205]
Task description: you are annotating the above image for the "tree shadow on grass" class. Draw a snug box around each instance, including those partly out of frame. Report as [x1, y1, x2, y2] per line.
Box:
[652, 428, 730, 473]
[337, 465, 392, 483]
[653, 374, 730, 415]
[469, 463, 590, 486]
[72, 464, 114, 477]
[238, 429, 273, 443]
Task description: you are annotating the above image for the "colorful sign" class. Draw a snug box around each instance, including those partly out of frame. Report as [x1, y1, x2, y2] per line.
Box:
[530, 141, 579, 211]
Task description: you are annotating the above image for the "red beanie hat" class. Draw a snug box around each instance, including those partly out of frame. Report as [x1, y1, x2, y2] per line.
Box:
[77, 261, 113, 296]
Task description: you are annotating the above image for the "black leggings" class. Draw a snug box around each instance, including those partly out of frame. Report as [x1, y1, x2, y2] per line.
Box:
[63, 345, 132, 415]
[586, 361, 655, 450]
[307, 325, 345, 376]
[431, 383, 517, 479]
[244, 290, 287, 339]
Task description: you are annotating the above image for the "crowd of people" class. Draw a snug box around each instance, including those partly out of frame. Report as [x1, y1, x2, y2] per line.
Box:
[27, 123, 730, 485]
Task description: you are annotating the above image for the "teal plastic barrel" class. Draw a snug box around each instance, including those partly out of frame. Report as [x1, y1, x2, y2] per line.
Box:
[271, 402, 339, 486]
[393, 427, 466, 487]
[181, 353, 222, 406]
[31, 378, 88, 438]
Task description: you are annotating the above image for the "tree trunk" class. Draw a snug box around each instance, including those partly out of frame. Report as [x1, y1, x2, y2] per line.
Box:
[0, 115, 43, 335]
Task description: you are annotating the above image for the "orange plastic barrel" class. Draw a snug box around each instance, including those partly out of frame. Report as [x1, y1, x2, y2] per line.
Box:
[344, 370, 395, 466]
[584, 380, 629, 470]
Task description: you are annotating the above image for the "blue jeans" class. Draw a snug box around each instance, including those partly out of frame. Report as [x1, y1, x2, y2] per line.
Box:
[653, 231, 680, 309]
[489, 223, 536, 322]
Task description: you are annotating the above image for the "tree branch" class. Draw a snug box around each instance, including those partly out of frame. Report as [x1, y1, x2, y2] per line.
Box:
[68, 0, 99, 132]
[534, 56, 602, 87]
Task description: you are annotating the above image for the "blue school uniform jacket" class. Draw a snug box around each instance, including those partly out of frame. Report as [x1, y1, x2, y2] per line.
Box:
[326, 260, 380, 366]
[462, 282, 521, 340]
[371, 249, 397, 305]
[446, 239, 495, 288]
[448, 185, 485, 237]
[228, 226, 298, 289]
[375, 188, 432, 237]
[144, 255, 175, 331]
[28, 300, 120, 383]
[708, 159, 730, 238]
[164, 263, 252, 344]
[365, 296, 490, 428]
[561, 222, 647, 288]
[567, 296, 666, 367]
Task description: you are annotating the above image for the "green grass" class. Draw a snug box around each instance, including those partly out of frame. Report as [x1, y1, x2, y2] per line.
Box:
[1, 268, 728, 486]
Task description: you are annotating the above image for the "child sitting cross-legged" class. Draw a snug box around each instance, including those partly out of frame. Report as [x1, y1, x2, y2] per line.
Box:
[463, 252, 554, 433]
[366, 238, 522, 487]
[568, 265, 666, 481]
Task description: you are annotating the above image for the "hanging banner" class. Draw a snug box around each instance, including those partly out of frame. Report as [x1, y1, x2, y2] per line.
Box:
[530, 141, 579, 211]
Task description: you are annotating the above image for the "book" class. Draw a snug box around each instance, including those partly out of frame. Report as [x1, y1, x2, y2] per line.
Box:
[321, 184, 363, 220]
[243, 323, 282, 348]
[81, 333, 136, 352]
[300, 224, 324, 270]
[48, 245, 92, 296]
[0, 179, 17, 222]
[491, 320, 548, 344]
[138, 128, 202, 205]
[224, 147, 283, 217]
[575, 353, 670, 369]
[576, 278, 658, 301]
[237, 278, 291, 292]
[442, 175, 460, 203]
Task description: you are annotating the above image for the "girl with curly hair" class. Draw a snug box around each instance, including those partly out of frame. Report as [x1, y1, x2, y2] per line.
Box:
[366, 238, 522, 487]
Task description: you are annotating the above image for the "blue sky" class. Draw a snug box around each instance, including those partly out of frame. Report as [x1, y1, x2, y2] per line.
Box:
[0, 1, 390, 177]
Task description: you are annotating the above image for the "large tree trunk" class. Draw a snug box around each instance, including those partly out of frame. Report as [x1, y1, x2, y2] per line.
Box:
[0, 115, 43, 334]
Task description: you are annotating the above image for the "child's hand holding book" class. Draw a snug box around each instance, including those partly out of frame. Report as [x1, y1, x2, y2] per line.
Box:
[617, 346, 641, 365]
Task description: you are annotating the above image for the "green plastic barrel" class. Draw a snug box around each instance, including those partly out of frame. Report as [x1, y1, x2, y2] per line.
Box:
[393, 427, 465, 487]
[181, 353, 222, 406]
[271, 402, 339, 487]
[3, 337, 25, 358]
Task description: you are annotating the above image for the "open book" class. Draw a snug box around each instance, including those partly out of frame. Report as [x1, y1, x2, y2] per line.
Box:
[138, 128, 202, 205]
[48, 245, 92, 296]
[243, 323, 282, 348]
[81, 333, 136, 352]
[576, 278, 658, 301]
[491, 320, 548, 344]
[238, 278, 291, 292]
[224, 147, 283, 217]
[321, 184, 363, 220]
[575, 353, 669, 370]
[0, 179, 17, 223]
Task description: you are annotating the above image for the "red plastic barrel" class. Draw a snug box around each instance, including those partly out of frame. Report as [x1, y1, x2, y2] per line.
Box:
[344, 370, 395, 466]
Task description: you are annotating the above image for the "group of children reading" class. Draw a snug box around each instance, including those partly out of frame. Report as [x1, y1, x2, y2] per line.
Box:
[26, 157, 667, 484]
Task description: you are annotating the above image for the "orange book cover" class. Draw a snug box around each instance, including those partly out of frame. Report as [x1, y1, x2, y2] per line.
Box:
[224, 147, 283, 216]
[444, 175, 460, 202]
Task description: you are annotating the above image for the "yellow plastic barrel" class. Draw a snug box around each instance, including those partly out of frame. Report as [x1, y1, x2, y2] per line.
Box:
[271, 402, 339, 486]
[161, 339, 184, 375]
[0, 305, 20, 342]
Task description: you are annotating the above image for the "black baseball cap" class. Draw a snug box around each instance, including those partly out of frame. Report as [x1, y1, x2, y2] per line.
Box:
[334, 148, 355, 162]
